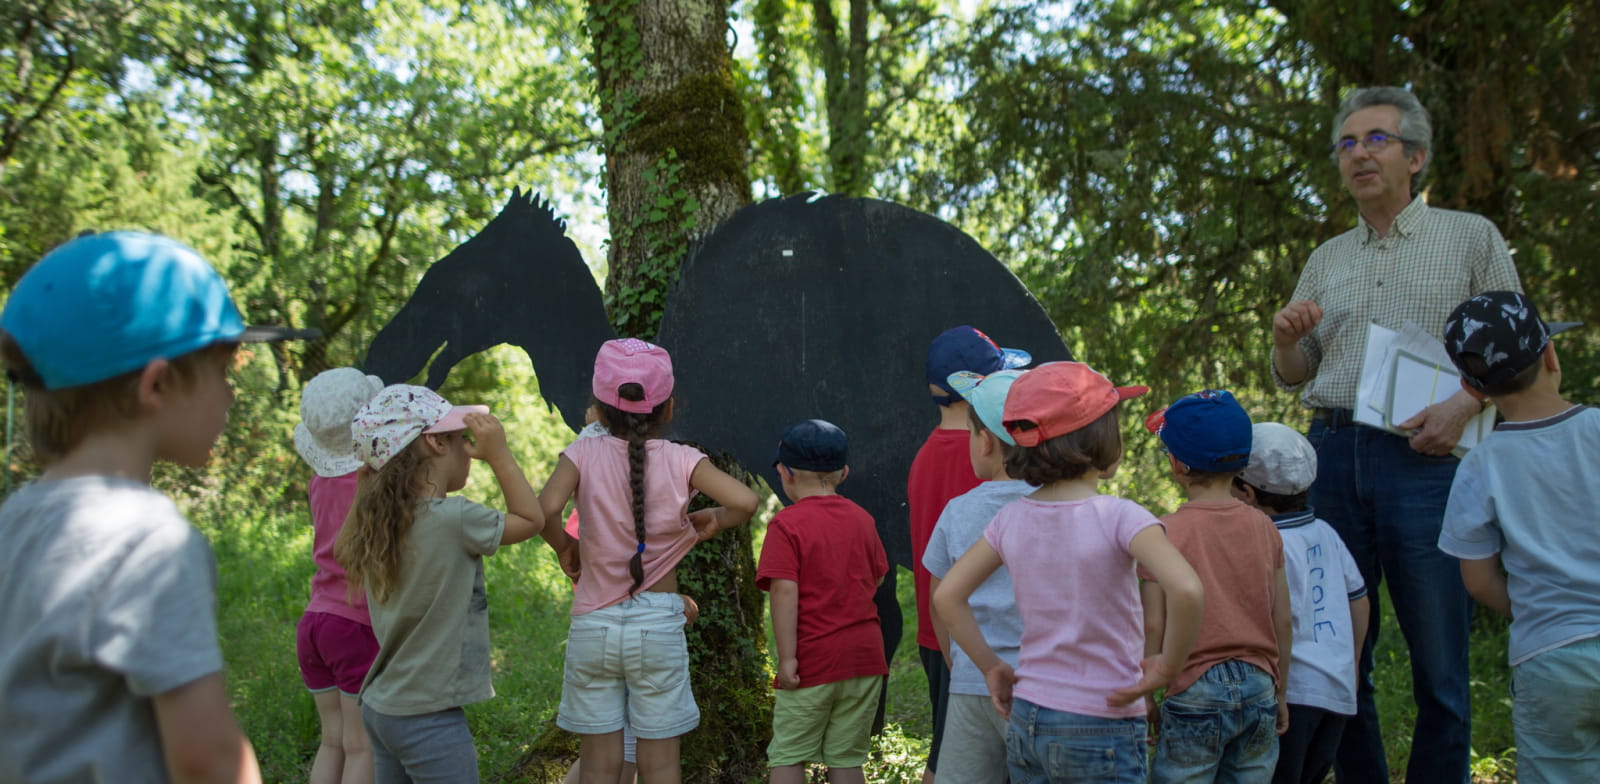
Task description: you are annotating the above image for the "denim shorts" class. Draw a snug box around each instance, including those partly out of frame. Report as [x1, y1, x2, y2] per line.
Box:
[296, 611, 379, 695]
[557, 592, 699, 739]
[1512, 634, 1600, 783]
[1005, 698, 1148, 783]
[1152, 660, 1279, 784]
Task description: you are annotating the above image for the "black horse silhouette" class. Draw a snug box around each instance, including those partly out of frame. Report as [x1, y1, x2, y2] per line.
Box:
[363, 188, 1073, 664]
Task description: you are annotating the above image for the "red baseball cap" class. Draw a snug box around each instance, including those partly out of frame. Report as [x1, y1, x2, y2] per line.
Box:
[1001, 362, 1148, 447]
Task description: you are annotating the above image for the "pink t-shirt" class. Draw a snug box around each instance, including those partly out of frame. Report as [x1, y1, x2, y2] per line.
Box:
[563, 435, 708, 615]
[304, 472, 369, 625]
[984, 494, 1161, 719]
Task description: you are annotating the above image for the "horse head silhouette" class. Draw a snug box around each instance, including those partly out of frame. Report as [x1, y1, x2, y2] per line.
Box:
[363, 188, 615, 433]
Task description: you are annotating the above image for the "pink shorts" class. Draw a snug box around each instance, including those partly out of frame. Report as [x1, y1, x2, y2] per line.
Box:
[296, 611, 379, 695]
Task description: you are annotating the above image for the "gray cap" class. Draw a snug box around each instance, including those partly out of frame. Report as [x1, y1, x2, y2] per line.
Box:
[1240, 423, 1317, 495]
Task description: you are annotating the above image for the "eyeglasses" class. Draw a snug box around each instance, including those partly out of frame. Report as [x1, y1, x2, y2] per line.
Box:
[1333, 131, 1414, 158]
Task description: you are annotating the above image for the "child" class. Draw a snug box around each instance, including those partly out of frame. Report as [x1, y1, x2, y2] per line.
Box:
[0, 231, 312, 781]
[293, 367, 385, 784]
[757, 419, 889, 784]
[539, 338, 759, 784]
[921, 369, 1030, 784]
[1437, 290, 1600, 782]
[909, 325, 1030, 784]
[334, 384, 545, 782]
[934, 361, 1203, 784]
[1231, 422, 1368, 784]
[1141, 389, 1291, 784]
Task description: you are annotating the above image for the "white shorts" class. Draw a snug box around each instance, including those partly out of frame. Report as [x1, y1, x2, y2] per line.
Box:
[556, 592, 699, 739]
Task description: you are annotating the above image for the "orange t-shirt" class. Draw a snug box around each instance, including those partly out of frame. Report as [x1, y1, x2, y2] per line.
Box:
[1140, 499, 1285, 695]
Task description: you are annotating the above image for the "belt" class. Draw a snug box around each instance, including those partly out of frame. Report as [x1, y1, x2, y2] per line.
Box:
[1311, 408, 1356, 428]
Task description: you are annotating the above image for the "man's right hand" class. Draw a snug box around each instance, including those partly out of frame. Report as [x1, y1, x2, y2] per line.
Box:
[1273, 300, 1324, 348]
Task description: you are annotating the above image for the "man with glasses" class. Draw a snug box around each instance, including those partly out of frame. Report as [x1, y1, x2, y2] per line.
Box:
[1269, 86, 1520, 783]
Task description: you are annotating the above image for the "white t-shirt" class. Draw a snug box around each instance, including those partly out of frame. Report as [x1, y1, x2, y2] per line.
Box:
[0, 477, 223, 783]
[1273, 509, 1366, 715]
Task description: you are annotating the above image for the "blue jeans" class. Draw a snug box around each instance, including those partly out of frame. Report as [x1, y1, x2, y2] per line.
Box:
[1005, 698, 1147, 783]
[1152, 660, 1279, 784]
[1512, 634, 1600, 783]
[361, 705, 478, 784]
[1306, 416, 1471, 784]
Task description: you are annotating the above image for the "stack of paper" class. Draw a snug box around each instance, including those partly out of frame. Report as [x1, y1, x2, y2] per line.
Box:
[1353, 321, 1495, 457]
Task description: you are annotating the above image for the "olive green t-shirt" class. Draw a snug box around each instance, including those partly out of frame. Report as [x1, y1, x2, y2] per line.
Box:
[360, 496, 504, 715]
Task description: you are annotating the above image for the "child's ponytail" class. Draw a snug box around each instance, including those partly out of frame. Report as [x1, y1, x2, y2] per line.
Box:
[596, 381, 670, 597]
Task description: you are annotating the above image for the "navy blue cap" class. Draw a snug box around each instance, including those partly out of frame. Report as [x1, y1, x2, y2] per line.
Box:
[773, 419, 848, 472]
[926, 325, 1031, 399]
[1145, 389, 1253, 473]
[1445, 291, 1581, 391]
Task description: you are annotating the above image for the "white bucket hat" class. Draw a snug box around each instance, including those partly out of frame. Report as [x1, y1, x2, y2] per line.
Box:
[294, 368, 386, 477]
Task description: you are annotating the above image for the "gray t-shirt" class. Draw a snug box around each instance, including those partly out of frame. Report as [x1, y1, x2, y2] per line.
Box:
[921, 479, 1031, 695]
[0, 477, 223, 783]
[360, 495, 505, 716]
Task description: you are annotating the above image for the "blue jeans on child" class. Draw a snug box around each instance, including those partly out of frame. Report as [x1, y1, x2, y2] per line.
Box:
[1004, 698, 1147, 783]
[1272, 704, 1346, 784]
[361, 705, 478, 784]
[1306, 415, 1472, 784]
[1152, 660, 1278, 784]
[556, 591, 699, 739]
[1512, 634, 1600, 783]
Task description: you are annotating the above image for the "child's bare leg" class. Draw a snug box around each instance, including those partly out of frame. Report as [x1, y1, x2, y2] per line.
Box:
[827, 767, 866, 784]
[633, 736, 680, 784]
[769, 765, 806, 784]
[309, 690, 344, 784]
[580, 731, 626, 784]
[337, 692, 372, 784]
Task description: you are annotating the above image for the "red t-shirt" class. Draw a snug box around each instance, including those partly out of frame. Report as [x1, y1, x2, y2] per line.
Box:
[907, 427, 982, 650]
[757, 495, 890, 688]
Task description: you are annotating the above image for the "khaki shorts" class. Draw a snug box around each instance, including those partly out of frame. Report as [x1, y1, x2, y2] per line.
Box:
[768, 674, 883, 768]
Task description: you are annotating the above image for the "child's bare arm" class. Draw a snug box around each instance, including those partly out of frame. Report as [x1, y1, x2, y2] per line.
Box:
[1271, 565, 1292, 734]
[153, 673, 261, 784]
[687, 459, 759, 540]
[1113, 526, 1203, 707]
[1459, 556, 1512, 618]
[1348, 593, 1371, 680]
[463, 413, 544, 545]
[928, 574, 952, 667]
[537, 456, 580, 555]
[770, 579, 801, 689]
[933, 539, 1014, 718]
[1140, 580, 1166, 659]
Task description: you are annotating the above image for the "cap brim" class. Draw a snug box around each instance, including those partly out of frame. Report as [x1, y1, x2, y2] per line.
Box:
[1117, 385, 1150, 401]
[239, 325, 323, 343]
[999, 347, 1032, 369]
[425, 404, 491, 433]
[1144, 407, 1167, 434]
[1549, 321, 1583, 336]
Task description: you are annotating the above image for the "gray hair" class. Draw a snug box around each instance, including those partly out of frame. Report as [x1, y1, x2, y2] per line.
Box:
[1330, 86, 1433, 186]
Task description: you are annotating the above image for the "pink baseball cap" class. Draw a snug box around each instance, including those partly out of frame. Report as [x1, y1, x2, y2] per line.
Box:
[592, 338, 674, 414]
[352, 384, 489, 470]
[1001, 362, 1147, 447]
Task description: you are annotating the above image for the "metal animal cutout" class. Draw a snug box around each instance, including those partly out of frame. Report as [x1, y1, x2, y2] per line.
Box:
[364, 188, 1074, 658]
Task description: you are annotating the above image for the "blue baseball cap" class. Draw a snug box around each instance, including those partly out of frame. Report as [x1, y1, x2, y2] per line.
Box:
[947, 369, 1023, 445]
[1, 231, 317, 390]
[773, 419, 848, 472]
[1145, 389, 1253, 473]
[926, 325, 1031, 399]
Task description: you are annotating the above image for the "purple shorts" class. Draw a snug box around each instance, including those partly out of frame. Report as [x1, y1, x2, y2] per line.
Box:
[296, 611, 379, 695]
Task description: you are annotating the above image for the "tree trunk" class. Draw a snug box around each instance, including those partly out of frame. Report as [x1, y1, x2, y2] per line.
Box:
[589, 0, 769, 781]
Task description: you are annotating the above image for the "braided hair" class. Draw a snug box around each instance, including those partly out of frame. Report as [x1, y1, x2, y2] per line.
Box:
[595, 384, 671, 596]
